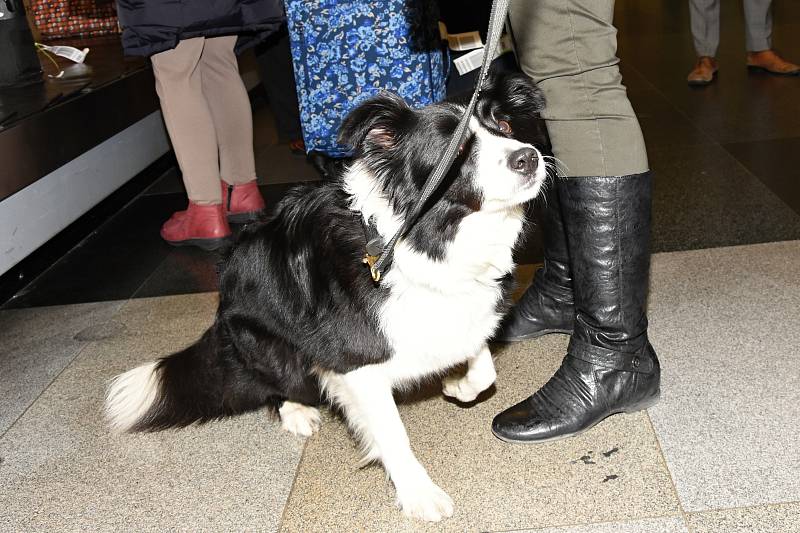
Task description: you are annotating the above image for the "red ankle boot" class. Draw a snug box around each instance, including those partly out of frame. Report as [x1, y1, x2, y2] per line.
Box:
[222, 181, 266, 223]
[160, 203, 232, 250]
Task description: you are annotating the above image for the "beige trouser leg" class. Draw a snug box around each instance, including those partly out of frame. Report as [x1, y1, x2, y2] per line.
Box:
[151, 38, 222, 204]
[199, 35, 257, 186]
[151, 36, 256, 204]
[508, 0, 648, 177]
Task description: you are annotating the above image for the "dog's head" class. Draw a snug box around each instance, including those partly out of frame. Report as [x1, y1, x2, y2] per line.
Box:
[340, 72, 548, 214]
[340, 71, 549, 260]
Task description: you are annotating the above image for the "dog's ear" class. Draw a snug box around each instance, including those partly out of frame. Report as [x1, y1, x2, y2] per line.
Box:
[478, 70, 548, 147]
[339, 92, 413, 153]
[480, 71, 546, 122]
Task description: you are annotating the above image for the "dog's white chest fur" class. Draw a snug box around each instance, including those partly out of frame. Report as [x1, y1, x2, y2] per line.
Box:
[377, 208, 523, 385]
[343, 161, 525, 386]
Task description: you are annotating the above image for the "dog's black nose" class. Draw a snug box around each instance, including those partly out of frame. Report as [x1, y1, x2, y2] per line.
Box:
[508, 147, 538, 174]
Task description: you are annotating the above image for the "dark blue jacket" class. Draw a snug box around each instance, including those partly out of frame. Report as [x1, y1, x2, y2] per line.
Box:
[117, 0, 285, 57]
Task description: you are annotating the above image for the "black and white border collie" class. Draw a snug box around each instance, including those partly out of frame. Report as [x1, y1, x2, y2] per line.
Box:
[106, 72, 549, 522]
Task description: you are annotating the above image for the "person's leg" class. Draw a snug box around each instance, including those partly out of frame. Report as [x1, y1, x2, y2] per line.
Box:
[494, 0, 660, 443]
[743, 0, 772, 52]
[744, 0, 800, 75]
[494, 183, 573, 342]
[151, 38, 223, 204]
[508, 0, 647, 177]
[687, 0, 720, 84]
[151, 38, 231, 249]
[689, 0, 720, 57]
[200, 35, 266, 222]
[199, 35, 257, 186]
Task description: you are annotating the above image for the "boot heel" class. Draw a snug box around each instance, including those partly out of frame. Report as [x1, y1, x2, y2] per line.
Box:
[623, 389, 661, 413]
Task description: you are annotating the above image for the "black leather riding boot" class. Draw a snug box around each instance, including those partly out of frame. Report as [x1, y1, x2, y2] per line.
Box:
[495, 182, 573, 342]
[492, 173, 661, 443]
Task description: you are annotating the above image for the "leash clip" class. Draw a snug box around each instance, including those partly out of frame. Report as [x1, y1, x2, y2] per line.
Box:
[362, 253, 381, 282]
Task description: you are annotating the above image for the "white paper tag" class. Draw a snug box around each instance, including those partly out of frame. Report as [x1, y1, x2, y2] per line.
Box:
[453, 48, 484, 76]
[453, 35, 513, 76]
[38, 45, 90, 64]
[446, 30, 484, 52]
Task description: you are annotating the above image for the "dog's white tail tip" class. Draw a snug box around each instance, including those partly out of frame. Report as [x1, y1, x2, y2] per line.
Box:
[105, 361, 161, 433]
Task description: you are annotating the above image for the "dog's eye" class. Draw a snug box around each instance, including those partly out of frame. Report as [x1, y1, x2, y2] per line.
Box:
[498, 120, 512, 134]
[458, 144, 465, 155]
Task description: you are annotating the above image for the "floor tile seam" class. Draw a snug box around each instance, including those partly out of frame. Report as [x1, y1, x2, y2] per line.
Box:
[721, 134, 800, 150]
[1, 296, 136, 439]
[623, 63, 727, 147]
[127, 248, 175, 301]
[717, 138, 800, 219]
[649, 238, 800, 260]
[682, 498, 800, 518]
[141, 188, 183, 197]
[716, 148, 800, 218]
[630, 66, 800, 148]
[644, 410, 690, 523]
[276, 436, 312, 533]
[485, 511, 689, 533]
[1, 186, 168, 311]
[0, 337, 95, 441]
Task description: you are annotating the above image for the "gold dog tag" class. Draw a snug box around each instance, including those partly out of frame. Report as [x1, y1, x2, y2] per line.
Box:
[362, 254, 381, 282]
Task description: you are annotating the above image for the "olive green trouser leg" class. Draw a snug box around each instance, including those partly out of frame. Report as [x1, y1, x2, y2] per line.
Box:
[508, 0, 648, 177]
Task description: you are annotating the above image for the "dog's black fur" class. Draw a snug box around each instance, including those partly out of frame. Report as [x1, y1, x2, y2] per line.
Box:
[110, 71, 547, 433]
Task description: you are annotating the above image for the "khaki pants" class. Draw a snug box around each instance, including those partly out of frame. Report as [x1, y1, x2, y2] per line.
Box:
[508, 0, 648, 177]
[151, 36, 256, 204]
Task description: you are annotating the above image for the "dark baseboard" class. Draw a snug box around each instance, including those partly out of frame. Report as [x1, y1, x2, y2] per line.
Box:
[0, 153, 176, 308]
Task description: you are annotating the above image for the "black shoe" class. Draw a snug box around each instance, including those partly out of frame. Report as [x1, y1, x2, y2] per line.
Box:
[493, 173, 661, 443]
[495, 183, 573, 342]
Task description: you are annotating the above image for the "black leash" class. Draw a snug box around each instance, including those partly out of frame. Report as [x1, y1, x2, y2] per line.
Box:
[365, 0, 511, 282]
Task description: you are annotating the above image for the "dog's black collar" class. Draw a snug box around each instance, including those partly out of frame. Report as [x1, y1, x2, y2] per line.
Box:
[359, 215, 386, 281]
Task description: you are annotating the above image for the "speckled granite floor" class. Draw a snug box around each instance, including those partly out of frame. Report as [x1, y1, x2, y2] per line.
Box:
[4, 2, 800, 531]
[2, 241, 800, 531]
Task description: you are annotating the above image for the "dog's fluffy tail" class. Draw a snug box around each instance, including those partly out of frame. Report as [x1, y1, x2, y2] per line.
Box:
[105, 327, 270, 432]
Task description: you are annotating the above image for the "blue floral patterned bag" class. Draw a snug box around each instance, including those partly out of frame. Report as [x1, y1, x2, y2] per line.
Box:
[285, 0, 448, 157]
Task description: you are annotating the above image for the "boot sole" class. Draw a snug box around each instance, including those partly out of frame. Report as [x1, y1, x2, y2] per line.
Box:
[746, 65, 800, 76]
[491, 390, 661, 445]
[688, 69, 718, 86]
[687, 78, 714, 86]
[228, 210, 266, 225]
[494, 327, 573, 344]
[687, 72, 717, 86]
[164, 236, 233, 251]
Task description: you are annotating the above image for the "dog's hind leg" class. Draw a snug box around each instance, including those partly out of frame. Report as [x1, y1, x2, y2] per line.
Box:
[442, 344, 496, 403]
[319, 366, 454, 522]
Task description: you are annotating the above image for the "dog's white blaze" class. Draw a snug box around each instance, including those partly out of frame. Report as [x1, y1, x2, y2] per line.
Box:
[472, 119, 547, 210]
[105, 361, 160, 432]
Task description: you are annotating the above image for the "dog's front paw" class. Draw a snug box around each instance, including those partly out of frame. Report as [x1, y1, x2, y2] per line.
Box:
[396, 480, 454, 522]
[442, 375, 481, 403]
[278, 402, 321, 437]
